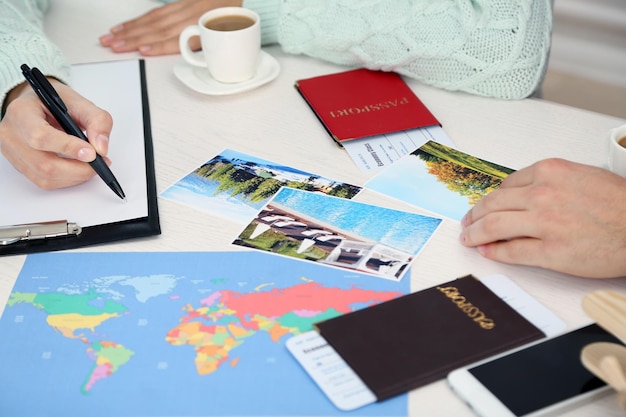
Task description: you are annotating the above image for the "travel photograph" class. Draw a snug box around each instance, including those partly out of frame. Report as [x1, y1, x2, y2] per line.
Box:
[233, 187, 442, 280]
[366, 141, 515, 221]
[161, 149, 362, 224]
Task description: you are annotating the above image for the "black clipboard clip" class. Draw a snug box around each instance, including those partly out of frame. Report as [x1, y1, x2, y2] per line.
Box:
[0, 220, 82, 245]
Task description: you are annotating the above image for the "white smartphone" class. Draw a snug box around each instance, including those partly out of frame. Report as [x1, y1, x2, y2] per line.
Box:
[447, 323, 622, 417]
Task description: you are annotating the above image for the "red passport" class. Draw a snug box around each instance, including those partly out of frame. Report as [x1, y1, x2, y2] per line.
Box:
[295, 68, 440, 146]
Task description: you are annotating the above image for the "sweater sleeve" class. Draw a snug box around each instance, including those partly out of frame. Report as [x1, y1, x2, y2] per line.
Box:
[0, 0, 70, 116]
[249, 0, 552, 99]
[243, 0, 281, 45]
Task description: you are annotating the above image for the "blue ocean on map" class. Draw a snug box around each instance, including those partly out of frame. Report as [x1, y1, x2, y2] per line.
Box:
[0, 252, 408, 417]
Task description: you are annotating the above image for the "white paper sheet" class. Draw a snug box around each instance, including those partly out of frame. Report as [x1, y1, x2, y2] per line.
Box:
[0, 60, 148, 228]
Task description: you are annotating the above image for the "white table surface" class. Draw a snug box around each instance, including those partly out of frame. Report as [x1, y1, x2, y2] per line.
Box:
[2, 0, 626, 415]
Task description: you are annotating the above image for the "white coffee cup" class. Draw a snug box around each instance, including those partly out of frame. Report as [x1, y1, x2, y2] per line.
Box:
[608, 124, 626, 178]
[179, 7, 260, 83]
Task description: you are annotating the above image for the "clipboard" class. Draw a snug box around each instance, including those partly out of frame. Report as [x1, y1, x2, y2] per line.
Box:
[0, 59, 160, 255]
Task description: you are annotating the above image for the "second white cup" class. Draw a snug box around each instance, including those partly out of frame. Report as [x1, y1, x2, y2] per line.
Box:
[608, 124, 626, 178]
[179, 7, 261, 84]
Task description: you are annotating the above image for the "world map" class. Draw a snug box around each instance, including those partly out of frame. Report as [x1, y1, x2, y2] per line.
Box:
[0, 251, 409, 417]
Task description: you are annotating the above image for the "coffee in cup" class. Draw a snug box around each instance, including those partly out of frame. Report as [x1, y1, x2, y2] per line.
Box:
[179, 7, 260, 83]
[608, 124, 626, 178]
[204, 15, 255, 31]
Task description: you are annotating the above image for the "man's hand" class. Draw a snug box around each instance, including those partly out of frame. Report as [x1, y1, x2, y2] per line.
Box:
[460, 158, 626, 278]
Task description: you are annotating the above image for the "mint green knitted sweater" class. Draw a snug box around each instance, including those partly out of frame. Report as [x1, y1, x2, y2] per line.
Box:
[247, 0, 552, 99]
[1, 0, 552, 109]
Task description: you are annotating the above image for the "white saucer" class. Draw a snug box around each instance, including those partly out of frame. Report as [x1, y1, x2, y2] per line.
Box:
[173, 51, 280, 95]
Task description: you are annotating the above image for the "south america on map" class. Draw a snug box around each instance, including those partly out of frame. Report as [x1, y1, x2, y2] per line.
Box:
[0, 251, 408, 417]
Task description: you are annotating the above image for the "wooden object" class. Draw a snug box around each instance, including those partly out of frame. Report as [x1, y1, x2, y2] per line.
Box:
[580, 342, 626, 409]
[582, 290, 626, 409]
[582, 290, 626, 342]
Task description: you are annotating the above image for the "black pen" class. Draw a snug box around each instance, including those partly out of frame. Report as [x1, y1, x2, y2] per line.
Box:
[20, 64, 126, 200]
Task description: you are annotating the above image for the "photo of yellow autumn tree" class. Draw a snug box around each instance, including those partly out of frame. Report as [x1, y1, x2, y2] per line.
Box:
[365, 141, 515, 221]
[412, 141, 514, 205]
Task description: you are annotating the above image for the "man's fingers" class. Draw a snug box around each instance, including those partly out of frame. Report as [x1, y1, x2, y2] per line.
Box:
[498, 165, 534, 188]
[460, 210, 540, 247]
[476, 238, 617, 279]
[476, 238, 545, 269]
[462, 186, 529, 227]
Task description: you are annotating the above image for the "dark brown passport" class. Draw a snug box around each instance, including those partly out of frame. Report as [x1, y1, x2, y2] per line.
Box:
[314, 275, 545, 401]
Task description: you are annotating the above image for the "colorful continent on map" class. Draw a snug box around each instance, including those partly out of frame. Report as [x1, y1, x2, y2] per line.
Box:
[7, 291, 132, 393]
[83, 341, 134, 393]
[165, 281, 401, 375]
[5, 278, 401, 391]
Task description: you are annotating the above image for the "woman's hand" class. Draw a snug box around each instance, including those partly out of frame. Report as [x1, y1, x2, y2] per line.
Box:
[99, 0, 243, 56]
[0, 80, 113, 189]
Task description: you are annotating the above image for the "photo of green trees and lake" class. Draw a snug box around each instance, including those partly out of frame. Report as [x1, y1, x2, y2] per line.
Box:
[161, 149, 362, 224]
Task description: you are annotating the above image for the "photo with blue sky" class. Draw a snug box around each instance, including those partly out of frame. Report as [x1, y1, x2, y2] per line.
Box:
[365, 141, 514, 221]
